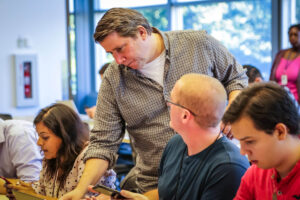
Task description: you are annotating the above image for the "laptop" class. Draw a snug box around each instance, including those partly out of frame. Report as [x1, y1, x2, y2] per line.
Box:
[56, 100, 91, 123]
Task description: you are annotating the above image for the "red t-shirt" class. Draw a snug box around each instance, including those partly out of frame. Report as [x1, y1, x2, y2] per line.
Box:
[234, 160, 300, 200]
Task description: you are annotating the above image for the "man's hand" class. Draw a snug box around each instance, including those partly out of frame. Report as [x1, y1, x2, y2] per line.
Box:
[59, 188, 85, 200]
[5, 183, 15, 200]
[83, 187, 149, 200]
[119, 190, 149, 200]
[5, 180, 33, 200]
[220, 121, 233, 139]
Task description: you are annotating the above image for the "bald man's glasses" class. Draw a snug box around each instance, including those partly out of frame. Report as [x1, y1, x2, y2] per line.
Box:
[165, 99, 198, 117]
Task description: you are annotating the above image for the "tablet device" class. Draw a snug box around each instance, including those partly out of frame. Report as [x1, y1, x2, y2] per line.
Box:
[92, 184, 126, 199]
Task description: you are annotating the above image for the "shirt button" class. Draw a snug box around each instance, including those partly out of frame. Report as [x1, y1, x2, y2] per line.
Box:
[277, 191, 282, 195]
[271, 174, 275, 179]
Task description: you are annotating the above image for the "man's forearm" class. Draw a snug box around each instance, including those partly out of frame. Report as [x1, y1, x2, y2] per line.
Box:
[76, 158, 109, 194]
[228, 90, 241, 108]
[144, 189, 159, 200]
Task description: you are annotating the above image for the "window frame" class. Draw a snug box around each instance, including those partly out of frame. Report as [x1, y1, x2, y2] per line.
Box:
[68, 0, 292, 113]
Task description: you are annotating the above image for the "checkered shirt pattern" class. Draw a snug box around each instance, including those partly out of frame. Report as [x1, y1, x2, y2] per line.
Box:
[84, 28, 248, 192]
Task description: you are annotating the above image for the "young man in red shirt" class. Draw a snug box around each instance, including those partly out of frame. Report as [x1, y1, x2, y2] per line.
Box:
[223, 82, 300, 200]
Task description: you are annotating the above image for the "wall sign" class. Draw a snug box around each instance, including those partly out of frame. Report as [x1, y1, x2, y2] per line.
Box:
[14, 54, 39, 107]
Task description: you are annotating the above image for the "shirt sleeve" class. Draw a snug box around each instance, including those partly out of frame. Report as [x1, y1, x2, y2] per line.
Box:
[205, 33, 248, 93]
[6, 122, 42, 182]
[84, 67, 125, 168]
[200, 163, 248, 200]
[233, 167, 255, 200]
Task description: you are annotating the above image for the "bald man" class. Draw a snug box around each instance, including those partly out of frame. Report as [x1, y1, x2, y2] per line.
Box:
[93, 74, 249, 200]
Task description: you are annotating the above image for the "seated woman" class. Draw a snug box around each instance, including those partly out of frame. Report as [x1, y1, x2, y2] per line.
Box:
[29, 103, 116, 198]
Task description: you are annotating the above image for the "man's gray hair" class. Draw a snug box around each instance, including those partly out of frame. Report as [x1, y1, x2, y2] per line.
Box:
[94, 8, 153, 43]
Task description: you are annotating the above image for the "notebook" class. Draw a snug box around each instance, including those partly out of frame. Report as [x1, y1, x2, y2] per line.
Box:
[12, 189, 57, 200]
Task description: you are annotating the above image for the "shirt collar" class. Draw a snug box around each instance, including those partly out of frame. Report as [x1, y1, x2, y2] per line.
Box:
[0, 119, 5, 143]
[152, 27, 169, 59]
[272, 159, 300, 187]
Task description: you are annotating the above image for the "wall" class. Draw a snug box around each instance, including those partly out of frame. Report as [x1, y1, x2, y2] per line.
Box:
[0, 0, 67, 119]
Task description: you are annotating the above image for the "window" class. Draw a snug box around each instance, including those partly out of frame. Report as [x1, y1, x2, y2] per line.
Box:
[68, 0, 284, 111]
[173, 1, 272, 79]
[93, 0, 271, 85]
[68, 0, 77, 97]
[295, 0, 300, 22]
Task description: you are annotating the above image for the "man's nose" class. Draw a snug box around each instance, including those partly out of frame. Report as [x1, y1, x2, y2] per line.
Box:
[239, 143, 250, 157]
[113, 53, 125, 64]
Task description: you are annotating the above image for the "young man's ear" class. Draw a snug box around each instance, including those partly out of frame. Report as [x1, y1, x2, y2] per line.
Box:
[274, 123, 288, 140]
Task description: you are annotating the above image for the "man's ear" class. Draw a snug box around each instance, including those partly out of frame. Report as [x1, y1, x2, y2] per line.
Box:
[274, 123, 288, 140]
[137, 25, 147, 40]
[181, 109, 192, 124]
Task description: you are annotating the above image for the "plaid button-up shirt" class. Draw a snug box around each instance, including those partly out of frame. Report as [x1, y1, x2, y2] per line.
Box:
[85, 28, 248, 192]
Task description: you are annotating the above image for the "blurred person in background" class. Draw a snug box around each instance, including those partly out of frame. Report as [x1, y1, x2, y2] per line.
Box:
[0, 118, 42, 182]
[270, 24, 300, 104]
[85, 63, 110, 119]
[243, 64, 263, 84]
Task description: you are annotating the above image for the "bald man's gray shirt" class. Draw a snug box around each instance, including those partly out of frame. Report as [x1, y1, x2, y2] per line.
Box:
[84, 28, 248, 192]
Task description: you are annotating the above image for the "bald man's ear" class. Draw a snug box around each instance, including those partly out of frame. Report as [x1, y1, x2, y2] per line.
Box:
[181, 110, 192, 124]
[274, 123, 288, 140]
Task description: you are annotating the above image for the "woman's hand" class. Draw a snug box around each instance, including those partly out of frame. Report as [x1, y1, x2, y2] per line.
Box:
[5, 183, 16, 200]
[5, 181, 33, 200]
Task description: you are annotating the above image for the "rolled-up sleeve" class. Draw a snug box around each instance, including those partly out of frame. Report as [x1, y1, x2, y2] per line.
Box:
[205, 33, 248, 93]
[84, 71, 125, 169]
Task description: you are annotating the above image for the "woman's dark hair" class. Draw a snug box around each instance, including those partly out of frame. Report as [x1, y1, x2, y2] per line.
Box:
[223, 82, 300, 135]
[288, 24, 300, 34]
[34, 103, 89, 190]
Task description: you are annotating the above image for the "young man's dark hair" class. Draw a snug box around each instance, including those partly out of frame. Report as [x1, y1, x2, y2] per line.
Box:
[242, 64, 263, 84]
[223, 82, 300, 135]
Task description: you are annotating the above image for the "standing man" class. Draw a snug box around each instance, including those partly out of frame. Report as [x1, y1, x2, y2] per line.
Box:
[223, 82, 300, 199]
[60, 7, 247, 199]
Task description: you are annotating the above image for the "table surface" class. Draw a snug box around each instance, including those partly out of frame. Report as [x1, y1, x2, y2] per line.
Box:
[0, 179, 57, 200]
[0, 195, 8, 200]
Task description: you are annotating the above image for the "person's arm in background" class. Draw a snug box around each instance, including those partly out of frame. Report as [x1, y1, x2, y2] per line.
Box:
[60, 65, 125, 200]
[85, 106, 97, 119]
[228, 90, 241, 107]
[270, 50, 286, 81]
[7, 121, 42, 182]
[220, 90, 241, 138]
